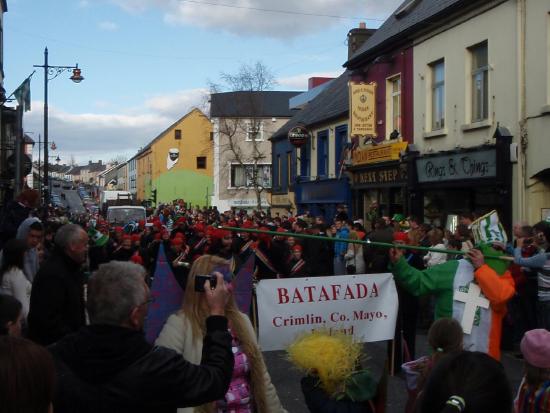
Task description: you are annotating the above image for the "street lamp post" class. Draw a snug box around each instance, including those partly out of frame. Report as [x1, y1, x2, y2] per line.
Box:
[33, 47, 83, 210]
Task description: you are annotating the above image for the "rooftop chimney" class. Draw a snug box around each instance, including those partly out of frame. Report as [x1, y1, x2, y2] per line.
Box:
[308, 77, 334, 90]
[347, 22, 376, 60]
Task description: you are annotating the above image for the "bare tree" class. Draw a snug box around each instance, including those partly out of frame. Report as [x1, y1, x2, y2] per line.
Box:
[210, 62, 277, 210]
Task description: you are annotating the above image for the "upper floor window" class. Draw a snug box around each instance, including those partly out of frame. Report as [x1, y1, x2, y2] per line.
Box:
[246, 121, 264, 141]
[431, 60, 445, 130]
[196, 156, 206, 169]
[470, 41, 489, 122]
[230, 164, 271, 188]
[387, 75, 401, 138]
[174, 129, 182, 140]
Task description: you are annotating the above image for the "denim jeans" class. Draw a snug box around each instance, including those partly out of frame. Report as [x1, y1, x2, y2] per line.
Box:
[537, 300, 550, 330]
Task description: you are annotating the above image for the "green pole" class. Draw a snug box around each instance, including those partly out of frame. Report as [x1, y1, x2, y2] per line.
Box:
[219, 226, 512, 261]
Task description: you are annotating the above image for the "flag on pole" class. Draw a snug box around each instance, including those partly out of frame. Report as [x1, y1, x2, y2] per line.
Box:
[13, 78, 31, 112]
[145, 244, 183, 344]
[233, 254, 255, 315]
[470, 210, 508, 245]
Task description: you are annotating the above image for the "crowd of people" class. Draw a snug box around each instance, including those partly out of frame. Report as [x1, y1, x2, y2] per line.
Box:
[0, 189, 549, 412]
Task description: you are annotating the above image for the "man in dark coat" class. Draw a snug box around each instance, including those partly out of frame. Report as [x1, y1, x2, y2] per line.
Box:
[28, 223, 89, 345]
[49, 261, 233, 413]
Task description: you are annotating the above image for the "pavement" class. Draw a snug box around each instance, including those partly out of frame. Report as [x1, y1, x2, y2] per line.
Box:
[264, 332, 524, 412]
[51, 184, 86, 213]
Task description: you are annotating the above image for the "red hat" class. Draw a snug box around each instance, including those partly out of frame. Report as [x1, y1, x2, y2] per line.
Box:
[292, 244, 303, 252]
[130, 253, 144, 265]
[276, 227, 287, 233]
[177, 217, 186, 224]
[288, 217, 296, 223]
[257, 227, 272, 244]
[194, 223, 205, 233]
[227, 220, 237, 227]
[211, 228, 231, 241]
[393, 232, 409, 243]
[174, 233, 185, 239]
[131, 234, 141, 242]
[242, 221, 254, 229]
[138, 220, 145, 228]
[122, 234, 132, 241]
[171, 237, 184, 246]
[154, 233, 161, 241]
[114, 226, 124, 233]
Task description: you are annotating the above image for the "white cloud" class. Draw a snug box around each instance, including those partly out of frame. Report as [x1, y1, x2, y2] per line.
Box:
[277, 70, 344, 89]
[98, 21, 119, 31]
[77, 0, 90, 8]
[110, 0, 404, 38]
[24, 88, 208, 164]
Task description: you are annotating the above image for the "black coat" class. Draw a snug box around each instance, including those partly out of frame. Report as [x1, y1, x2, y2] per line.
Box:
[301, 376, 374, 413]
[28, 248, 86, 346]
[49, 317, 233, 413]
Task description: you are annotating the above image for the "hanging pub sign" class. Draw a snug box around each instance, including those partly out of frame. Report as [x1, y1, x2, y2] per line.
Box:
[288, 124, 311, 148]
[349, 82, 377, 137]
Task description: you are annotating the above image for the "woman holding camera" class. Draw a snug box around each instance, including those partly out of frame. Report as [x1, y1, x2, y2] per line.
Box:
[156, 254, 287, 413]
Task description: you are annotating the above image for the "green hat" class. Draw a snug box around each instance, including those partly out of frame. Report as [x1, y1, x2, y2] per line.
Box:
[392, 213, 405, 222]
[89, 228, 109, 248]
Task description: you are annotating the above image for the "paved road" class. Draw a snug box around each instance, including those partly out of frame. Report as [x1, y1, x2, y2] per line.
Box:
[51, 183, 86, 213]
[264, 332, 524, 412]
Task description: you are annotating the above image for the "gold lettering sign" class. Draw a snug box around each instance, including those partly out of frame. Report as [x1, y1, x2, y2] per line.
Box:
[353, 167, 403, 185]
[349, 82, 377, 137]
[352, 142, 408, 166]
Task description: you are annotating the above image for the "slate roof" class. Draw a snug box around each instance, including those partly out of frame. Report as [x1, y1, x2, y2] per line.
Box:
[345, 0, 468, 67]
[271, 72, 349, 140]
[210, 91, 300, 118]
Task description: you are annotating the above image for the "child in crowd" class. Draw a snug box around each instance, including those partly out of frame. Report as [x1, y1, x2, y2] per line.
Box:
[0, 294, 23, 337]
[514, 329, 550, 413]
[402, 318, 464, 413]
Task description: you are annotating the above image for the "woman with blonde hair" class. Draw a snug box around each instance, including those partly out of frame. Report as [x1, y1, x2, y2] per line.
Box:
[156, 254, 287, 413]
[344, 231, 365, 274]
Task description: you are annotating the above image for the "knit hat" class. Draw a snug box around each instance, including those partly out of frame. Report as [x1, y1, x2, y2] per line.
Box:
[292, 244, 303, 252]
[393, 231, 409, 243]
[130, 253, 144, 265]
[520, 329, 550, 368]
[171, 237, 184, 246]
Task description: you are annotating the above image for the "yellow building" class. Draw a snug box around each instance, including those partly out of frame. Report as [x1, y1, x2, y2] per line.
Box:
[136, 108, 213, 206]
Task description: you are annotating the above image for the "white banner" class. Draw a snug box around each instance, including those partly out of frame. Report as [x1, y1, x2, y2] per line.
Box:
[256, 273, 398, 351]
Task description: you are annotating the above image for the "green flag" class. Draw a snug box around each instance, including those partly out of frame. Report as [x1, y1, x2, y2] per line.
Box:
[13, 78, 31, 112]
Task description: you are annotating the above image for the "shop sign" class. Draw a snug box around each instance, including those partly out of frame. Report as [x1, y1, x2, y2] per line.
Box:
[349, 82, 377, 136]
[288, 125, 311, 148]
[353, 166, 405, 186]
[271, 194, 291, 206]
[416, 149, 497, 183]
[352, 142, 408, 166]
[229, 199, 269, 207]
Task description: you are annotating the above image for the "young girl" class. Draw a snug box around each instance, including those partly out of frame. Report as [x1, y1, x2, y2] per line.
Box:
[402, 318, 463, 413]
[0, 239, 32, 320]
[514, 329, 550, 413]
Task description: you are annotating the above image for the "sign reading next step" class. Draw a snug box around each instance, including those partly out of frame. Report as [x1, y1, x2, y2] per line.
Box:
[288, 125, 311, 148]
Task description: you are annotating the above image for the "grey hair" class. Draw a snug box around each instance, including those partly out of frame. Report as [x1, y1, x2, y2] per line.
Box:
[87, 261, 147, 326]
[54, 224, 85, 250]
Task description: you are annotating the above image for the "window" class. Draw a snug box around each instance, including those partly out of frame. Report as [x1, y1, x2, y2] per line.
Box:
[174, 129, 182, 140]
[230, 164, 271, 188]
[387, 75, 401, 138]
[317, 131, 328, 178]
[300, 141, 310, 178]
[287, 152, 292, 186]
[431, 60, 445, 130]
[246, 121, 264, 141]
[196, 156, 206, 169]
[276, 155, 281, 188]
[470, 42, 489, 122]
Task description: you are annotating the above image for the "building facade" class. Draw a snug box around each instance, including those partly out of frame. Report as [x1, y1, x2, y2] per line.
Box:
[136, 108, 213, 207]
[210, 91, 298, 212]
[127, 155, 137, 197]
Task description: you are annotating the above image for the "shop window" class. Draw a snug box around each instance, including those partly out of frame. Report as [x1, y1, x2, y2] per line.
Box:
[386, 75, 401, 139]
[287, 151, 292, 187]
[335, 125, 347, 176]
[300, 141, 310, 178]
[469, 41, 489, 122]
[276, 155, 281, 189]
[174, 129, 182, 140]
[196, 156, 206, 169]
[431, 60, 445, 130]
[230, 164, 271, 188]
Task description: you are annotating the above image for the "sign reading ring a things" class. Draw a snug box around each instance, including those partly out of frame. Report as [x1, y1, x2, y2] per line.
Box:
[288, 124, 311, 148]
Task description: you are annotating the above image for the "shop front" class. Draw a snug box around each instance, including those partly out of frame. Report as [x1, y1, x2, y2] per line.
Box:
[410, 143, 513, 231]
[294, 177, 351, 221]
[349, 141, 409, 229]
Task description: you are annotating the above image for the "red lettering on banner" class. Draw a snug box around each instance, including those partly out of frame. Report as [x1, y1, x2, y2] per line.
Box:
[356, 283, 368, 299]
[292, 289, 304, 303]
[319, 286, 330, 301]
[370, 283, 379, 298]
[278, 288, 289, 304]
[344, 285, 354, 300]
[304, 286, 315, 302]
[331, 284, 341, 300]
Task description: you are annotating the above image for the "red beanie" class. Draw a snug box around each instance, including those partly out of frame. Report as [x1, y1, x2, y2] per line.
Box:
[393, 232, 409, 243]
[130, 254, 144, 265]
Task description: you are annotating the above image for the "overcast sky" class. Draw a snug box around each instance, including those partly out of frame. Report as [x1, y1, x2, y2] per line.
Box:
[5, 0, 402, 165]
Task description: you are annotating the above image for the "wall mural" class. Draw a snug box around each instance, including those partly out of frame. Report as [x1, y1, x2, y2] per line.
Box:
[167, 148, 180, 170]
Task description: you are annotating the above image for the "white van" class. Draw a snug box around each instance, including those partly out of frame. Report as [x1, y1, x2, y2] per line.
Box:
[106, 206, 146, 225]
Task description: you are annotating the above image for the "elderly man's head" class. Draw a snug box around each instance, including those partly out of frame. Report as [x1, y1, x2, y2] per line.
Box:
[54, 224, 89, 264]
[87, 262, 149, 331]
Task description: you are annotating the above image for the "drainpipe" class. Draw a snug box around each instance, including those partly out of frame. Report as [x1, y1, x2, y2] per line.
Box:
[518, 0, 527, 221]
